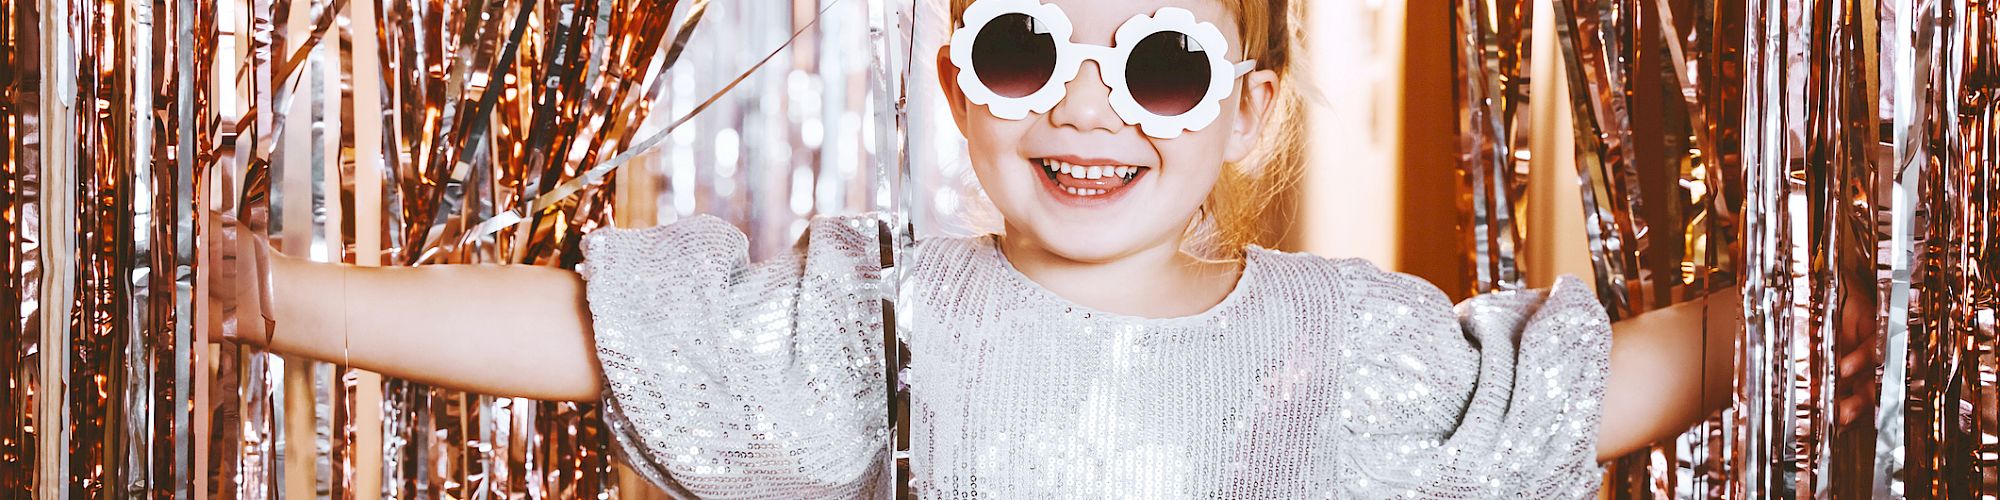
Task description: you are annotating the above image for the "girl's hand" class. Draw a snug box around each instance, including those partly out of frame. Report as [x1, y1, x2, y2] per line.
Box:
[206, 209, 278, 348]
[1834, 286, 1882, 427]
[205, 167, 280, 348]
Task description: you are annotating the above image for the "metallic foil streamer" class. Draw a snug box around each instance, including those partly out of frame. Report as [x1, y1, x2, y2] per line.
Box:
[1468, 0, 1980, 496]
[0, 0, 904, 494]
[1799, 0, 1888, 495]
[1551, 0, 1646, 320]
[1458, 0, 1748, 495]
[1903, 0, 2000, 496]
[8, 0, 220, 495]
[874, 0, 916, 496]
[1451, 0, 1534, 294]
[204, 0, 896, 496]
[1734, 1, 1797, 494]
[0, 0, 41, 494]
[1734, 0, 1898, 496]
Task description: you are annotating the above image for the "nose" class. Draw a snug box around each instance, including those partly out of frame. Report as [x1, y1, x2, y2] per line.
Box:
[1048, 60, 1126, 134]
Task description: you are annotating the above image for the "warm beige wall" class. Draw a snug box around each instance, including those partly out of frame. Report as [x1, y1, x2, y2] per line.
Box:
[1394, 0, 1469, 300]
[1290, 0, 1591, 302]
[1293, 0, 1404, 267]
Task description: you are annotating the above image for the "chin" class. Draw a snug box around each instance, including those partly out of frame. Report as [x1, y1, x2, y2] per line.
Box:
[1003, 212, 1177, 264]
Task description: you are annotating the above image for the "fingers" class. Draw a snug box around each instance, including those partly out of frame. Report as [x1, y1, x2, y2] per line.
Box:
[252, 236, 277, 339]
[1832, 390, 1864, 426]
[1833, 336, 1881, 427]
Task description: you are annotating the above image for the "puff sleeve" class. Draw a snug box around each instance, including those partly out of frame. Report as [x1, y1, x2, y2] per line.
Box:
[1333, 261, 1613, 499]
[580, 215, 890, 499]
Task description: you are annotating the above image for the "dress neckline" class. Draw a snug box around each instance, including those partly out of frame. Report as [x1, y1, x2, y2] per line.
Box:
[978, 235, 1261, 327]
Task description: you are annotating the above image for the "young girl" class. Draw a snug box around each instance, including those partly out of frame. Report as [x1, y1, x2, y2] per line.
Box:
[209, 0, 1738, 496]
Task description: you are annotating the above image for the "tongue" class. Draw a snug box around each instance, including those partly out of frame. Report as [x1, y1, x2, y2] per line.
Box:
[1053, 171, 1134, 191]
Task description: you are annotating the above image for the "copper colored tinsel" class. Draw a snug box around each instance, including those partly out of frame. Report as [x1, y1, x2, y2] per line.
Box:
[1455, 0, 1998, 497]
[0, 0, 40, 494]
[1906, 0, 2000, 496]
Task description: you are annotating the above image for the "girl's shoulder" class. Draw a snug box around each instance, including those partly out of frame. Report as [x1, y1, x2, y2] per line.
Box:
[580, 214, 889, 287]
[1240, 246, 1458, 315]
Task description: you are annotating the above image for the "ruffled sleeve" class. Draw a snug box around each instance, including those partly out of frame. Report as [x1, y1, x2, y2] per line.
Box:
[579, 215, 889, 499]
[1333, 262, 1612, 498]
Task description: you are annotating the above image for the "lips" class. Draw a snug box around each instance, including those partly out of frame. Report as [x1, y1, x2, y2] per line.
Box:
[1035, 158, 1149, 198]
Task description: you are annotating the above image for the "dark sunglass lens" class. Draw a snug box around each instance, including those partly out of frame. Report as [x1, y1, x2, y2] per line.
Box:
[1126, 31, 1213, 116]
[972, 13, 1059, 98]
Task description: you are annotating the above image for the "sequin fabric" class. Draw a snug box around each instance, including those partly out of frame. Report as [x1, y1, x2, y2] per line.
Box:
[583, 217, 1614, 499]
[581, 215, 891, 498]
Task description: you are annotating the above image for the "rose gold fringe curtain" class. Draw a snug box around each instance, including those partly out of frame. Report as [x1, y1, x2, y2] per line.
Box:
[0, 0, 214, 496]
[2, 0, 906, 496]
[1454, 0, 1997, 497]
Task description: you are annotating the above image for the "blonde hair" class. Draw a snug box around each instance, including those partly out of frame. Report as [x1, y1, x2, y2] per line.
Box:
[949, 0, 1309, 260]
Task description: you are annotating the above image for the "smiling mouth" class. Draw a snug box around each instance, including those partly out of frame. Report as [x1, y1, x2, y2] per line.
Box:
[1035, 158, 1150, 198]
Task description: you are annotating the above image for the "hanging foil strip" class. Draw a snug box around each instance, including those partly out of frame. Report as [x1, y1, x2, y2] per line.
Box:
[65, 0, 133, 492]
[0, 0, 42, 493]
[1551, 0, 1644, 320]
[77, 0, 190, 494]
[4, 0, 218, 495]
[1734, 0, 1794, 495]
[230, 0, 294, 494]
[1450, 0, 1532, 294]
[1875, 0, 1916, 496]
[34, 0, 75, 493]
[871, 0, 917, 496]
[132, 0, 207, 493]
[1730, 0, 1900, 496]
[1512, 0, 1749, 496]
[170, 0, 217, 494]
[1903, 0, 1999, 496]
[1798, 0, 1888, 496]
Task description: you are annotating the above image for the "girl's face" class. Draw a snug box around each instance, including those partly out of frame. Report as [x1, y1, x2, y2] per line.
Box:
[940, 0, 1278, 263]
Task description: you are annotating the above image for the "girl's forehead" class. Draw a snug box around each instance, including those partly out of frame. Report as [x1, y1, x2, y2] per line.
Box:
[1039, 0, 1239, 45]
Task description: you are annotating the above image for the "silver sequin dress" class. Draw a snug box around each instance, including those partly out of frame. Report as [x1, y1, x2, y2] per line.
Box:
[581, 215, 1614, 499]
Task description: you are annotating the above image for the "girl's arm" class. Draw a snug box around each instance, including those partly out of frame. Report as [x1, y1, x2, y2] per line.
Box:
[1595, 288, 1741, 460]
[212, 217, 603, 402]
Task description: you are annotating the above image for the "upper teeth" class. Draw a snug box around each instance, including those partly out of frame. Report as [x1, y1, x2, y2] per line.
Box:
[1046, 160, 1137, 180]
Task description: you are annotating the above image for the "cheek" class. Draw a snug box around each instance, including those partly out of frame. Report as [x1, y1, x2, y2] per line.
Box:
[1153, 130, 1233, 187]
[962, 113, 1036, 175]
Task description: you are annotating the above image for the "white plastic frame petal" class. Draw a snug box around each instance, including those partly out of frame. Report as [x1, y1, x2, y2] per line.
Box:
[1104, 8, 1254, 139]
[949, 0, 1076, 121]
[947, 1, 1258, 139]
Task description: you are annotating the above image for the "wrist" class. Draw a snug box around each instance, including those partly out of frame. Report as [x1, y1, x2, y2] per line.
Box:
[255, 240, 287, 347]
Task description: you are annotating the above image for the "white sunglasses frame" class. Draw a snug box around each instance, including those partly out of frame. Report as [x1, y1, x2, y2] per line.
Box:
[948, 0, 1258, 139]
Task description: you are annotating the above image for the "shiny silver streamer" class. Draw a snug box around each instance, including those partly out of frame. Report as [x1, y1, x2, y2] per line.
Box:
[1550, 0, 1644, 321]
[1735, 0, 1899, 496]
[1450, 0, 1532, 295]
[1460, 0, 1996, 497]
[1492, 0, 1747, 495]
[867, 0, 916, 496]
[1742, 0, 1807, 497]
[182, 0, 901, 497]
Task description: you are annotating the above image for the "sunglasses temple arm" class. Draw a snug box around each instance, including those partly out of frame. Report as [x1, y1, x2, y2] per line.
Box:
[1234, 60, 1257, 77]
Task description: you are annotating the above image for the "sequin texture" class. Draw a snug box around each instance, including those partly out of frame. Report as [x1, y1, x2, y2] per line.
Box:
[584, 217, 1614, 498]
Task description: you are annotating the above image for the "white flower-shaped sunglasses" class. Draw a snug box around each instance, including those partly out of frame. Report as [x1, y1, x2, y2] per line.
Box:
[948, 0, 1258, 139]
